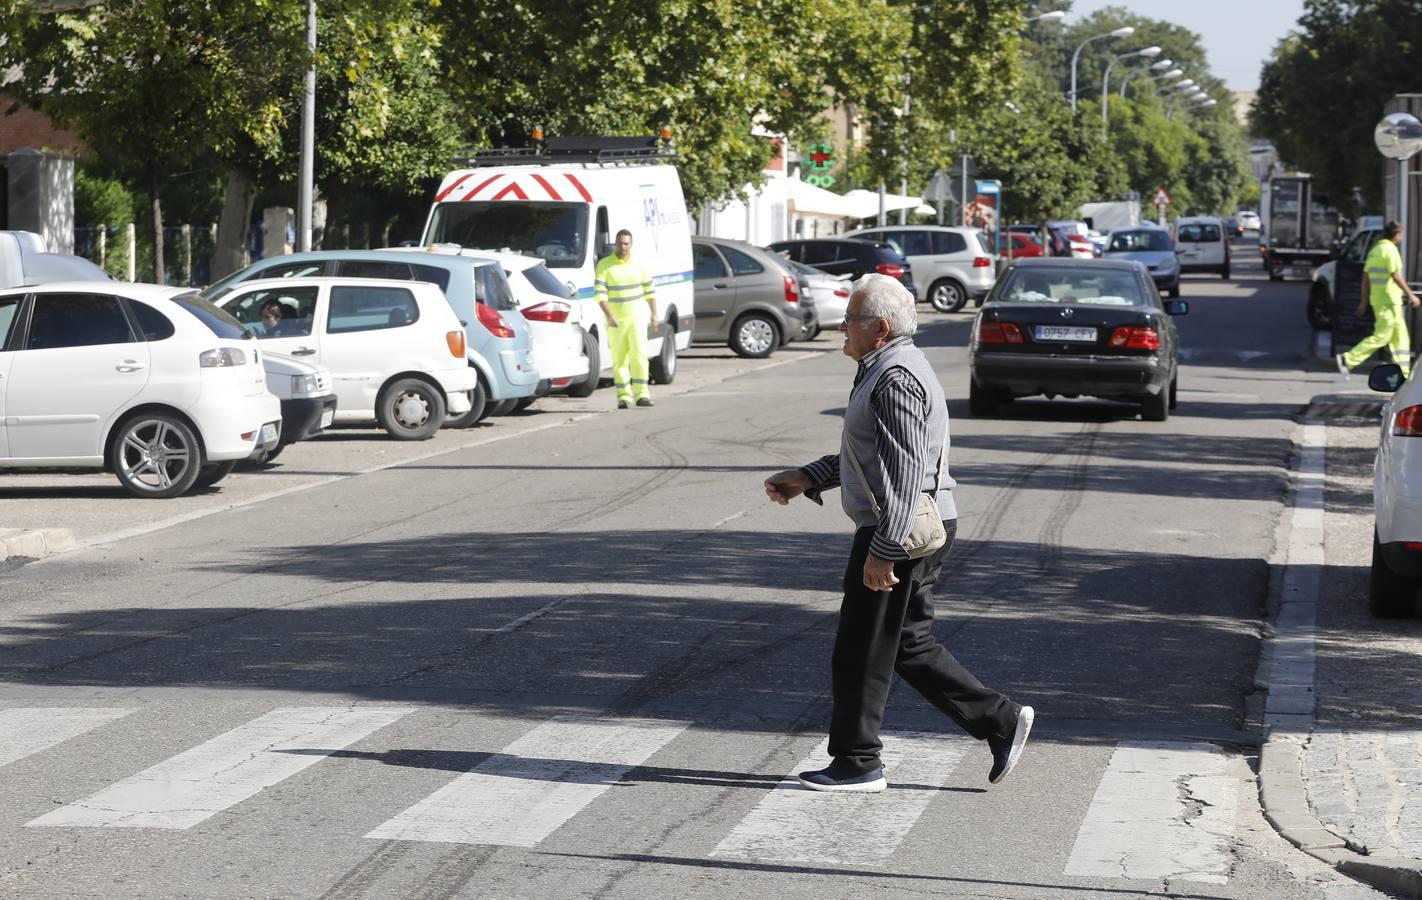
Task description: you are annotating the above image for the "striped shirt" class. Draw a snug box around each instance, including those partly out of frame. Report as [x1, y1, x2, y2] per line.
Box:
[800, 337, 939, 561]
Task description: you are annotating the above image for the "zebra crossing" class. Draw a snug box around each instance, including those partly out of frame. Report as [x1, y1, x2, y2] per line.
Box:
[1, 704, 1247, 887]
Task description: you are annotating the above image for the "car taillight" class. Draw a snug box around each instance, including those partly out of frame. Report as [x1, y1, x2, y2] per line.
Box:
[522, 300, 572, 323]
[782, 274, 801, 305]
[199, 347, 245, 367]
[1108, 326, 1160, 350]
[875, 263, 905, 278]
[1393, 405, 1422, 436]
[972, 256, 992, 268]
[833, 287, 850, 298]
[446, 330, 466, 358]
[476, 301, 516, 338]
[977, 321, 1023, 344]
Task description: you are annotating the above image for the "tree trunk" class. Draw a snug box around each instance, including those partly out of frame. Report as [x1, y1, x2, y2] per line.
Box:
[148, 166, 165, 285]
[213, 170, 257, 281]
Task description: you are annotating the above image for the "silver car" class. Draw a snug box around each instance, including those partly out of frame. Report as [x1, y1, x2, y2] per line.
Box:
[844, 225, 997, 313]
[783, 258, 850, 331]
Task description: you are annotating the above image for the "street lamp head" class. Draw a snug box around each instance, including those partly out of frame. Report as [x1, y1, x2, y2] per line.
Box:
[1175, 79, 1196, 89]
[1199, 99, 1218, 108]
[1160, 69, 1184, 80]
[1151, 59, 1174, 71]
[1028, 10, 1066, 23]
[1137, 46, 1162, 58]
[1109, 26, 1135, 38]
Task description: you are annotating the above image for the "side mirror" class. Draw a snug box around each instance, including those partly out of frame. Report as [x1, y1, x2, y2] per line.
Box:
[1164, 300, 1189, 315]
[1369, 363, 1406, 393]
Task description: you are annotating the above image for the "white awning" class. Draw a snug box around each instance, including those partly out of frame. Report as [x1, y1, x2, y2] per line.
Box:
[842, 189, 928, 219]
[787, 178, 857, 218]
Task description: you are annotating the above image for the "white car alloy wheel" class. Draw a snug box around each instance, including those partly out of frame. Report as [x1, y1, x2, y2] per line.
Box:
[929, 279, 967, 313]
[113, 414, 203, 499]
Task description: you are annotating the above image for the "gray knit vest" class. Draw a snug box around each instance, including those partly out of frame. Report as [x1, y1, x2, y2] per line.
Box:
[840, 339, 957, 528]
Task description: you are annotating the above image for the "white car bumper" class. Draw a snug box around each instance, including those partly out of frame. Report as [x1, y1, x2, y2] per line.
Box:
[192, 392, 282, 461]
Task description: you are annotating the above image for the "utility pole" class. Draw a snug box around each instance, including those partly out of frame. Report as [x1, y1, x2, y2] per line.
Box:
[297, 0, 316, 252]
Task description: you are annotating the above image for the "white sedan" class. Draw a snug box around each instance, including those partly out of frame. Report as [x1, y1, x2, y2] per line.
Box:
[0, 282, 281, 497]
[1368, 362, 1422, 616]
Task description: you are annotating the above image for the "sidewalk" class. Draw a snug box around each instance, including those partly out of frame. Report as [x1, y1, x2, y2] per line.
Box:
[1261, 393, 1422, 898]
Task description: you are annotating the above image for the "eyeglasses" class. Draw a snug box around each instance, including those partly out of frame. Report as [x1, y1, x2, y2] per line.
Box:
[840, 313, 884, 324]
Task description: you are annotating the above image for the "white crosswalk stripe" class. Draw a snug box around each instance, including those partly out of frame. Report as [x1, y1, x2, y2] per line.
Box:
[0, 708, 134, 769]
[366, 715, 690, 846]
[1064, 741, 1238, 884]
[711, 732, 970, 868]
[25, 706, 414, 830]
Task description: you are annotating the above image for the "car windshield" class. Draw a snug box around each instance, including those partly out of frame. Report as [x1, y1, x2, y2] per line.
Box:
[171, 292, 253, 338]
[1108, 230, 1173, 252]
[425, 201, 589, 269]
[998, 268, 1146, 306]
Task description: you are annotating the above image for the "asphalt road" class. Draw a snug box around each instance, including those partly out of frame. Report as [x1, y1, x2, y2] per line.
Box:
[0, 245, 1390, 899]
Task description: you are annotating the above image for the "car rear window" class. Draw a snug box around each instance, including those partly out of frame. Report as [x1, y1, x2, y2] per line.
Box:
[1177, 223, 1222, 243]
[172, 292, 251, 339]
[520, 261, 572, 298]
[1108, 230, 1173, 252]
[998, 268, 1146, 306]
[975, 232, 993, 255]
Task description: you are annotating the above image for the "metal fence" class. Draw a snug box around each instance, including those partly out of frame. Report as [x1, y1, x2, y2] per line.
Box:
[74, 223, 219, 286]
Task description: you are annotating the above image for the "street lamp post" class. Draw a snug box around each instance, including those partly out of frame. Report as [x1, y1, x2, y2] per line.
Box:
[1070, 26, 1134, 113]
[1119, 59, 1174, 97]
[1102, 46, 1161, 140]
[297, 0, 316, 253]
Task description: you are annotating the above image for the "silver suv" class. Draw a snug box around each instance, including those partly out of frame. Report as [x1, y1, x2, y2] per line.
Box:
[844, 225, 996, 312]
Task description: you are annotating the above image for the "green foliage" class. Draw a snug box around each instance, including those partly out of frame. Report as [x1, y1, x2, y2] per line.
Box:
[1253, 0, 1422, 215]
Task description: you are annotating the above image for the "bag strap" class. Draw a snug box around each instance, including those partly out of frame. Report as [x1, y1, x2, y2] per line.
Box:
[844, 417, 948, 522]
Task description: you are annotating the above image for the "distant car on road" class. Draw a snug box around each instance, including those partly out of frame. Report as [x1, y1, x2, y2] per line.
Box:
[1366, 363, 1422, 617]
[1004, 233, 1047, 260]
[1236, 210, 1262, 232]
[213, 277, 476, 440]
[0, 282, 281, 497]
[691, 237, 811, 358]
[1173, 216, 1231, 279]
[1103, 226, 1181, 298]
[842, 225, 995, 313]
[968, 258, 1188, 421]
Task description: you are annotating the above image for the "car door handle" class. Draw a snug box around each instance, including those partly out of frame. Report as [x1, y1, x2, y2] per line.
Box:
[115, 361, 146, 373]
[291, 347, 317, 356]
[712, 283, 729, 289]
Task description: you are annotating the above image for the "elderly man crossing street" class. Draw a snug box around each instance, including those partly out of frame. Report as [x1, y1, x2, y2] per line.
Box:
[764, 273, 1033, 792]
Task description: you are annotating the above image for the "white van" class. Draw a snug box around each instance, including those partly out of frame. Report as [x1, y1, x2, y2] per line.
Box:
[1173, 216, 1231, 279]
[421, 137, 694, 387]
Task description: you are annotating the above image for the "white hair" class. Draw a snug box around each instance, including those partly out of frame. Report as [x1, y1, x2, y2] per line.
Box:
[852, 272, 917, 337]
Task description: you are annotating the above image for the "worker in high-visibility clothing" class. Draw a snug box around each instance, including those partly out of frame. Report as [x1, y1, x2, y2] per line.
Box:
[595, 229, 658, 408]
[1338, 221, 1421, 378]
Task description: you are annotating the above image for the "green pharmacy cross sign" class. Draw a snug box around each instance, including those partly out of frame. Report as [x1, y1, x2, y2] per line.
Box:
[803, 143, 835, 188]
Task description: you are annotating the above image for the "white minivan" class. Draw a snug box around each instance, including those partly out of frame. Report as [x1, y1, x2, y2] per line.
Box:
[214, 277, 475, 440]
[1173, 216, 1231, 279]
[0, 282, 281, 497]
[422, 136, 695, 388]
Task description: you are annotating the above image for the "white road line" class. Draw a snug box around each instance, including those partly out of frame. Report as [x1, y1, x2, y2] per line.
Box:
[711, 732, 969, 868]
[0, 708, 134, 769]
[1064, 741, 1238, 884]
[26, 706, 413, 829]
[366, 716, 689, 846]
[53, 416, 598, 557]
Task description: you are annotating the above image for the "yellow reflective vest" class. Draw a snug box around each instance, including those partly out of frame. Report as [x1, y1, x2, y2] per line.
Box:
[1366, 238, 1404, 307]
[594, 255, 655, 307]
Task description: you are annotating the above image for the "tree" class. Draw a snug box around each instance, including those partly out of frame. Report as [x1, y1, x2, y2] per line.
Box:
[1253, 0, 1422, 215]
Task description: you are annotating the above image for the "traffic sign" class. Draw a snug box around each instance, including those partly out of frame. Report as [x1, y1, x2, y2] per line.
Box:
[1152, 186, 1172, 207]
[924, 169, 951, 204]
[948, 156, 977, 180]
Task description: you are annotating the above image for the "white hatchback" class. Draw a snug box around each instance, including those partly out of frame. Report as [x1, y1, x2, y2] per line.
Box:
[213, 277, 475, 440]
[0, 282, 281, 497]
[1368, 362, 1422, 617]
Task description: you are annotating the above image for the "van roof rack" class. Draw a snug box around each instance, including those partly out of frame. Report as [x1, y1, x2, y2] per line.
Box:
[455, 136, 674, 167]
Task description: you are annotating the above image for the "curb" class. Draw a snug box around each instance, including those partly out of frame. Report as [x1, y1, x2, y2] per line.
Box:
[0, 528, 76, 561]
[1255, 416, 1422, 899]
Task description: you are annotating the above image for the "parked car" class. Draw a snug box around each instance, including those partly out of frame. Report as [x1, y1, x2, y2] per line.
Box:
[1006, 224, 1075, 258]
[766, 238, 916, 298]
[1004, 232, 1047, 260]
[1366, 363, 1422, 617]
[1104, 226, 1181, 298]
[408, 246, 592, 407]
[843, 225, 995, 313]
[1310, 227, 1382, 331]
[1173, 216, 1231, 279]
[256, 351, 337, 462]
[202, 249, 538, 426]
[0, 282, 281, 497]
[968, 259, 1187, 421]
[1048, 220, 1099, 259]
[784, 258, 850, 330]
[691, 237, 811, 358]
[1236, 210, 1262, 232]
[212, 277, 475, 440]
[1087, 230, 1111, 257]
[0, 230, 114, 289]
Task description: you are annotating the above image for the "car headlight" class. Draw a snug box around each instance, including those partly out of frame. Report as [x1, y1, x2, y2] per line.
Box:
[291, 374, 320, 394]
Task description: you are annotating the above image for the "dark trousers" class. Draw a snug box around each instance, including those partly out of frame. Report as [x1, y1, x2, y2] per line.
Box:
[828, 521, 1017, 775]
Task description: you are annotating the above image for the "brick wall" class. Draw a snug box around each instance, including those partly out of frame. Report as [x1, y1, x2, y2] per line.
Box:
[0, 95, 84, 155]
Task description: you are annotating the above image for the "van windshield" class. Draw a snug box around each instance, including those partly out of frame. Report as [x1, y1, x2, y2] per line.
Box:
[426, 202, 589, 269]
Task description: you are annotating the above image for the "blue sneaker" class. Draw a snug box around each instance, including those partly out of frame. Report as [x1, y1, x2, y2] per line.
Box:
[797, 763, 887, 793]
